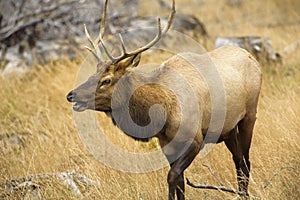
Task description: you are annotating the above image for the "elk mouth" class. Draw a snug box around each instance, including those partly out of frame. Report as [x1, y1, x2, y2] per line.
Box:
[73, 101, 88, 112]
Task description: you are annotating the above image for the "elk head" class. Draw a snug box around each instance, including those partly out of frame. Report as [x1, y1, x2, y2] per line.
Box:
[66, 0, 175, 113]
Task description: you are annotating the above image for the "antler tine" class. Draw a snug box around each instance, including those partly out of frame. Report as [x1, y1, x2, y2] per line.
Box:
[95, 0, 117, 62]
[99, 39, 115, 61]
[84, 24, 96, 49]
[110, 0, 175, 64]
[97, 0, 109, 43]
[84, 24, 101, 61]
[118, 18, 162, 61]
[118, 33, 127, 55]
[102, 18, 161, 64]
[162, 0, 175, 34]
[84, 46, 101, 61]
[92, 0, 175, 64]
[98, 33, 127, 63]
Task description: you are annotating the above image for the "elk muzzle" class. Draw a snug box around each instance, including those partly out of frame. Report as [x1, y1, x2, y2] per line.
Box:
[66, 91, 89, 112]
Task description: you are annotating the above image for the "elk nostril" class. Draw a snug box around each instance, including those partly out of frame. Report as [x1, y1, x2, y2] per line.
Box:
[66, 91, 76, 102]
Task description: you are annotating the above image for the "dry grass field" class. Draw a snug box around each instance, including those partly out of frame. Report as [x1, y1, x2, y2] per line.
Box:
[0, 0, 299, 199]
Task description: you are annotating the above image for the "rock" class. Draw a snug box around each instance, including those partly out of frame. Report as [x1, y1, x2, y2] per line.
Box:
[215, 36, 282, 65]
[0, 133, 25, 154]
[0, 170, 96, 199]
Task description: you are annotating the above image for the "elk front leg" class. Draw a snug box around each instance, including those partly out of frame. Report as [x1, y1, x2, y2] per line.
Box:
[168, 164, 185, 200]
[166, 140, 201, 200]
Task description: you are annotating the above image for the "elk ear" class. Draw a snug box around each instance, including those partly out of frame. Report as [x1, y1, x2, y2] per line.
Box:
[116, 53, 141, 72]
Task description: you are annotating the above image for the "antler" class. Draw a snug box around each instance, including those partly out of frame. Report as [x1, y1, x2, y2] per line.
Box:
[84, 0, 175, 64]
[100, 0, 175, 64]
[83, 0, 109, 62]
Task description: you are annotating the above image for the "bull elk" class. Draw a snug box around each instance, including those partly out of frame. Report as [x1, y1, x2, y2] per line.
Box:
[66, 0, 262, 199]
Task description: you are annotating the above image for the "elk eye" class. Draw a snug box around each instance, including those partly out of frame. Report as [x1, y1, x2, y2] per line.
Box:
[100, 78, 111, 86]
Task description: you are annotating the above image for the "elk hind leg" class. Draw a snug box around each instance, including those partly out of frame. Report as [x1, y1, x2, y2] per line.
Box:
[237, 114, 256, 193]
[224, 124, 250, 195]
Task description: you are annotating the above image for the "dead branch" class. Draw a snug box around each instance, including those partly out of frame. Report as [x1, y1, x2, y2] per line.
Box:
[14, 0, 25, 26]
[0, 0, 78, 42]
[186, 178, 248, 196]
[186, 163, 260, 199]
[202, 163, 224, 186]
[15, 0, 78, 24]
[0, 18, 43, 42]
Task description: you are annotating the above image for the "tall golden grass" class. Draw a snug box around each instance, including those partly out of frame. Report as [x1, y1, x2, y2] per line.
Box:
[1, 0, 299, 199]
